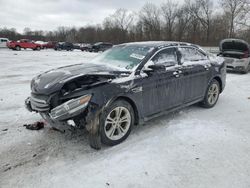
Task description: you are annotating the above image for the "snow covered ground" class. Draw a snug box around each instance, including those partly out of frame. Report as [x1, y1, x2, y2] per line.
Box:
[0, 49, 250, 188]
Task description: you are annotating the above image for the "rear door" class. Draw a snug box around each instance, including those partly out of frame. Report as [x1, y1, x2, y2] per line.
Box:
[178, 47, 211, 103]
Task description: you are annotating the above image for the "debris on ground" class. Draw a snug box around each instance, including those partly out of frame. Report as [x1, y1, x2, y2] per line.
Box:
[23, 121, 45, 130]
[3, 166, 12, 172]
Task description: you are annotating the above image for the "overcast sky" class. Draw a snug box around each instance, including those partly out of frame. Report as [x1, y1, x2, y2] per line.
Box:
[0, 0, 178, 33]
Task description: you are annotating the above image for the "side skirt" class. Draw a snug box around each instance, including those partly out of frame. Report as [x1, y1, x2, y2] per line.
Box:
[142, 97, 203, 122]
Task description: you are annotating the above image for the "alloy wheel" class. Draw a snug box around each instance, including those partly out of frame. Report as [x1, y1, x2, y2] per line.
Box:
[104, 106, 131, 141]
[207, 83, 219, 105]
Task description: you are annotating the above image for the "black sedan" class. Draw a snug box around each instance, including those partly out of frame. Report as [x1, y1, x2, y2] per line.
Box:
[25, 41, 226, 149]
[54, 42, 74, 51]
[88, 42, 113, 52]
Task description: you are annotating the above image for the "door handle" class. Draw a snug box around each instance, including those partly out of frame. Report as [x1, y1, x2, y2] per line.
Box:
[204, 65, 210, 70]
[173, 71, 180, 77]
[177, 70, 182, 74]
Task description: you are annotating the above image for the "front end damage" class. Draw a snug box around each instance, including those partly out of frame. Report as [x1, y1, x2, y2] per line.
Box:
[25, 93, 103, 148]
[24, 66, 125, 149]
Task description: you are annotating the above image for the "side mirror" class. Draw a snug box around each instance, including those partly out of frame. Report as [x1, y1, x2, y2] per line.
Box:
[143, 64, 165, 75]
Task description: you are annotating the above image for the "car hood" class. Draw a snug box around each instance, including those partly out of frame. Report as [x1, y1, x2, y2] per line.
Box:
[220, 39, 250, 53]
[31, 63, 124, 94]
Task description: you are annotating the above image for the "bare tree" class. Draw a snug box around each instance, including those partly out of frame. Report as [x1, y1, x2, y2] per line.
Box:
[221, 0, 249, 37]
[2, 1, 250, 45]
[161, 0, 179, 40]
[139, 3, 161, 40]
[114, 9, 134, 31]
[188, 0, 213, 42]
[175, 5, 192, 41]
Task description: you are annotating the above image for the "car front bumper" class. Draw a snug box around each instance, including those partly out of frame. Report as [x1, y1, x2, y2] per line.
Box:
[25, 96, 100, 132]
[225, 58, 250, 71]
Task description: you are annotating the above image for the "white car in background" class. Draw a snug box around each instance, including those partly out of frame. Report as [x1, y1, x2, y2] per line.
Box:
[0, 38, 9, 48]
[219, 38, 250, 74]
[35, 41, 47, 49]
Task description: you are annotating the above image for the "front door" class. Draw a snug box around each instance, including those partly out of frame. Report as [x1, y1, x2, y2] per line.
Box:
[139, 47, 185, 116]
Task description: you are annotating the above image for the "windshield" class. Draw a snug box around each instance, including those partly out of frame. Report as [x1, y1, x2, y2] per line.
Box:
[91, 45, 153, 70]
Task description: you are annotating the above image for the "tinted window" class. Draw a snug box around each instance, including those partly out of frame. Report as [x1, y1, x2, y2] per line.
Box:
[1, 39, 7, 42]
[152, 48, 177, 66]
[179, 47, 207, 61]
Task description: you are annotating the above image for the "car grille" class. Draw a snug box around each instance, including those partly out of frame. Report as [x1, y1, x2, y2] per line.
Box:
[30, 95, 50, 112]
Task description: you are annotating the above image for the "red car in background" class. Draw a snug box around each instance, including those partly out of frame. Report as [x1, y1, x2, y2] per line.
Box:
[7, 39, 42, 51]
[43, 41, 57, 49]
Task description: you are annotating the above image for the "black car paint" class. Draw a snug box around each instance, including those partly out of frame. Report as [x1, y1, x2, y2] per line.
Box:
[54, 42, 74, 51]
[26, 41, 226, 148]
[89, 42, 113, 52]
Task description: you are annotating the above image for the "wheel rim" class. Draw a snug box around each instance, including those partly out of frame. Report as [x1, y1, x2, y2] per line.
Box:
[207, 83, 219, 105]
[104, 106, 131, 141]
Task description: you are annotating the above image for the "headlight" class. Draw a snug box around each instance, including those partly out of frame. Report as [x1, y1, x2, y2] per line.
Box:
[50, 94, 92, 120]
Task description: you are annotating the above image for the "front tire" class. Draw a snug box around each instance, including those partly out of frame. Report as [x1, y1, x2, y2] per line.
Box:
[100, 100, 134, 146]
[201, 79, 220, 108]
[15, 46, 21, 51]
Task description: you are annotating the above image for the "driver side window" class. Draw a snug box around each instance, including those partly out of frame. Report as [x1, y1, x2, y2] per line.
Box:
[151, 48, 177, 67]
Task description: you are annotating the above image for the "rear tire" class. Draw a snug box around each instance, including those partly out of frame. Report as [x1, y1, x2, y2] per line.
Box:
[100, 100, 134, 146]
[201, 79, 220, 108]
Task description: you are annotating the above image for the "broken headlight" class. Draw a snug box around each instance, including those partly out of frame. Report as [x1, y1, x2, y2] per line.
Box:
[50, 94, 92, 120]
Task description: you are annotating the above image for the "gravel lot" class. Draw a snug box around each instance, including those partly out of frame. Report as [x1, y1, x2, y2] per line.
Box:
[0, 49, 250, 188]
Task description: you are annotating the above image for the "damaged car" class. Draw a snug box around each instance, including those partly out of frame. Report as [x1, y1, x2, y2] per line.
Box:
[25, 41, 226, 149]
[218, 38, 250, 73]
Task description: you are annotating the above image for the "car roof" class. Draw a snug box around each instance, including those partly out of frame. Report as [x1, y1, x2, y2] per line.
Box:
[119, 41, 201, 49]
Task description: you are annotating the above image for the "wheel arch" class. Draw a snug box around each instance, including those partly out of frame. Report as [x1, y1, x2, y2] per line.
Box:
[213, 76, 222, 93]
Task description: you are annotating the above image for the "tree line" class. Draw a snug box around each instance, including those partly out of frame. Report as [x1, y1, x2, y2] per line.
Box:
[0, 0, 250, 46]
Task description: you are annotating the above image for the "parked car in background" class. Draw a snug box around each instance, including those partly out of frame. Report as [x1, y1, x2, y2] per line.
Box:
[73, 43, 81, 50]
[218, 38, 250, 74]
[54, 42, 74, 51]
[80, 43, 92, 51]
[25, 41, 226, 149]
[35, 41, 47, 48]
[89, 42, 113, 52]
[0, 38, 10, 48]
[7, 39, 42, 51]
[43, 41, 57, 49]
